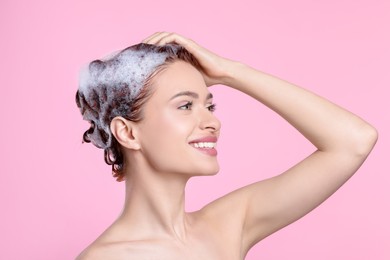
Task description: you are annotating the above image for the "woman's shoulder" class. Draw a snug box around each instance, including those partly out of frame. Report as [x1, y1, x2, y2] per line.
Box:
[76, 239, 154, 260]
[76, 241, 128, 260]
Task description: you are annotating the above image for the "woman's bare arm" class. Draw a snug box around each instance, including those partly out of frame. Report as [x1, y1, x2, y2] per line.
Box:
[143, 32, 378, 253]
[211, 62, 377, 251]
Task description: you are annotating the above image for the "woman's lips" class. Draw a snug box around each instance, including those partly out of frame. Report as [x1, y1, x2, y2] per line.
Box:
[189, 136, 218, 156]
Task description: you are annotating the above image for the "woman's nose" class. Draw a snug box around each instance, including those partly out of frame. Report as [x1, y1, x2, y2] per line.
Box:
[199, 109, 221, 132]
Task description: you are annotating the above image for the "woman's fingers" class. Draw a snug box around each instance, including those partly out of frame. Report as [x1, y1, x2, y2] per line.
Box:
[143, 33, 209, 63]
[143, 32, 200, 60]
[142, 32, 192, 48]
[141, 32, 230, 86]
[141, 32, 161, 43]
[142, 32, 172, 45]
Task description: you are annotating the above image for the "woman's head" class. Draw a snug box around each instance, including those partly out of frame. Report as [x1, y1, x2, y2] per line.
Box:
[75, 43, 201, 181]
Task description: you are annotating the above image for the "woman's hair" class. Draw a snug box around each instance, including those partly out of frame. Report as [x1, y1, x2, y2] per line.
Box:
[75, 43, 201, 181]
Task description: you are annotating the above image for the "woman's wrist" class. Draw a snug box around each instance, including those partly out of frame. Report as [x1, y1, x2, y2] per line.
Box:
[219, 60, 257, 89]
[216, 59, 243, 86]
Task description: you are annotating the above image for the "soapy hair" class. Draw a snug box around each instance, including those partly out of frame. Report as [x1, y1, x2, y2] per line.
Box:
[75, 43, 201, 181]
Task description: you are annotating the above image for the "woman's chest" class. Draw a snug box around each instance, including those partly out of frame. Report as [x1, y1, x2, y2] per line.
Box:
[122, 233, 243, 260]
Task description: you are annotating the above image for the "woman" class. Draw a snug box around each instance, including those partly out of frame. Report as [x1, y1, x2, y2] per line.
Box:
[76, 32, 377, 259]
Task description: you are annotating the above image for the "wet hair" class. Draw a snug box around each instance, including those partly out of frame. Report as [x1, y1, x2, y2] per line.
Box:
[75, 43, 201, 181]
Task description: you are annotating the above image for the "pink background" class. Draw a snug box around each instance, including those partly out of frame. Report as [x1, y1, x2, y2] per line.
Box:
[1, 0, 389, 259]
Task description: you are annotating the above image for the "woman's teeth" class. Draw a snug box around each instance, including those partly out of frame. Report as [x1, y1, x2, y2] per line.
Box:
[192, 142, 216, 149]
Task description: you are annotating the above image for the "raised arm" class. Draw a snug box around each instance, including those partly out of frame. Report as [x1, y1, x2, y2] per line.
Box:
[143, 32, 378, 253]
[218, 61, 377, 247]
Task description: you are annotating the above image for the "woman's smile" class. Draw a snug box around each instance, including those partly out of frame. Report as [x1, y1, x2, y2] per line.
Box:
[189, 136, 218, 156]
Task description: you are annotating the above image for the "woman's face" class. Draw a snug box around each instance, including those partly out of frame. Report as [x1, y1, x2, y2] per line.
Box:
[136, 61, 221, 177]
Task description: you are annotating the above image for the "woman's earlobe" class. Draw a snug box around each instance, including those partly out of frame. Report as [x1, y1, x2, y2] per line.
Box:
[110, 116, 141, 150]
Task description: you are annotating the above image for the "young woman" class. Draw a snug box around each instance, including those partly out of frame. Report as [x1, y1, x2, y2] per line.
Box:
[76, 32, 377, 259]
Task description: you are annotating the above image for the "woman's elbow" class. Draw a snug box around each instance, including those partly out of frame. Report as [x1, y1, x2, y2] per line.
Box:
[352, 123, 378, 158]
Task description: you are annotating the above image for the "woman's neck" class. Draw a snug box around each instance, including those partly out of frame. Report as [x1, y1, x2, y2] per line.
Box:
[118, 164, 192, 241]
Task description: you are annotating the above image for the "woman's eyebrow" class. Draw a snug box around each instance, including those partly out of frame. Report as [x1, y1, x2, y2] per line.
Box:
[170, 91, 213, 100]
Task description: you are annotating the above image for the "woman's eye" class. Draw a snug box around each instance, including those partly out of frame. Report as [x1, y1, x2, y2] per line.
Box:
[178, 101, 193, 110]
[207, 104, 217, 112]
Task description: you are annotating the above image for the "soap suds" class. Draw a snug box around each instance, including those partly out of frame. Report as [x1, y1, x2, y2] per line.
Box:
[77, 43, 181, 149]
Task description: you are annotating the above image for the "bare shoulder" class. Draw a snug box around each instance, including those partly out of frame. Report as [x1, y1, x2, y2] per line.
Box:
[75, 239, 178, 260]
[76, 243, 124, 260]
[199, 184, 251, 221]
[75, 241, 140, 260]
[195, 186, 253, 237]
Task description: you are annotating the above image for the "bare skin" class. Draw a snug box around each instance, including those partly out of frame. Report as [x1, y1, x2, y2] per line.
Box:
[77, 33, 378, 260]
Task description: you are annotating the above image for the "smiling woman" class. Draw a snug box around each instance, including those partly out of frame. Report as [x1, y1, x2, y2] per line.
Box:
[75, 32, 377, 260]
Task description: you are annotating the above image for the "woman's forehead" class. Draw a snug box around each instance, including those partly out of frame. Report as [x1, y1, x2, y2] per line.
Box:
[152, 61, 209, 98]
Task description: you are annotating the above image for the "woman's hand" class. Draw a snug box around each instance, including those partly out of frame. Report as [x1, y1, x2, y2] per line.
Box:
[142, 32, 235, 86]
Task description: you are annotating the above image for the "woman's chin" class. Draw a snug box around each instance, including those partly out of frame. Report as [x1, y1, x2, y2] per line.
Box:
[194, 164, 220, 176]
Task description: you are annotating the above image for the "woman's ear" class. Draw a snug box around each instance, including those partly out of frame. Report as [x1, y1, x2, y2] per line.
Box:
[110, 116, 140, 150]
